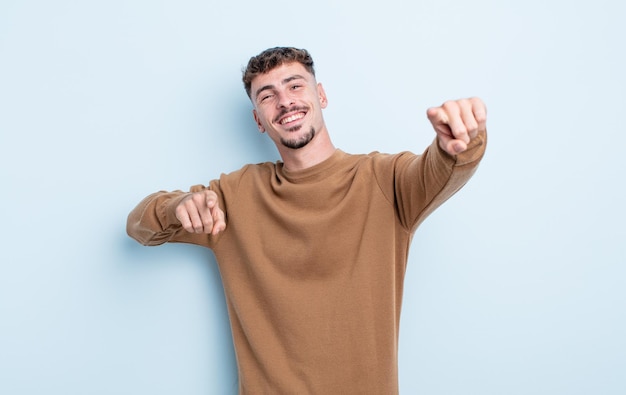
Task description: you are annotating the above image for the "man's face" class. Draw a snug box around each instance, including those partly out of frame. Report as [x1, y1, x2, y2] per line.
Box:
[251, 62, 328, 150]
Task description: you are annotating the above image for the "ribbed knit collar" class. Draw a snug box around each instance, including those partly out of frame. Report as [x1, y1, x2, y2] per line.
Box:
[277, 149, 346, 184]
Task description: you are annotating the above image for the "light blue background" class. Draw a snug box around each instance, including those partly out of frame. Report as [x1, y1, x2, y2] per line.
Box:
[1, 1, 624, 394]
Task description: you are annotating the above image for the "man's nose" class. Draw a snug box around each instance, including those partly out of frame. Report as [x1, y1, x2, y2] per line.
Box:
[277, 91, 295, 108]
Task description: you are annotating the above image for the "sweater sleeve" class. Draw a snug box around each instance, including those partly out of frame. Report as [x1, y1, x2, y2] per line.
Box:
[126, 184, 214, 248]
[377, 129, 487, 231]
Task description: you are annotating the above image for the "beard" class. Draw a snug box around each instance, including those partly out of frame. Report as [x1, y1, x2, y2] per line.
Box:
[280, 126, 316, 150]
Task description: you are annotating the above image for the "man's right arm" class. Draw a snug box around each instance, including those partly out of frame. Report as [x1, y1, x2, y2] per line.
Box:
[126, 188, 226, 247]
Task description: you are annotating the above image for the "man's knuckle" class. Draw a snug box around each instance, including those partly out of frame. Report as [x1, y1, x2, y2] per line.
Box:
[442, 100, 454, 109]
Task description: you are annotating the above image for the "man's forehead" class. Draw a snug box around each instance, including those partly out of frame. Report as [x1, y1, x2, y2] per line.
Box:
[251, 62, 312, 87]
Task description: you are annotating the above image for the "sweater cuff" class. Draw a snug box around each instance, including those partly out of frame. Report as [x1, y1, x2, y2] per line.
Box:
[161, 192, 191, 230]
[434, 128, 487, 167]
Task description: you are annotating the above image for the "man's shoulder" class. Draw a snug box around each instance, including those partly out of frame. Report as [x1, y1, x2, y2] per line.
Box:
[360, 150, 419, 167]
[228, 159, 280, 174]
[217, 159, 280, 184]
[341, 149, 417, 162]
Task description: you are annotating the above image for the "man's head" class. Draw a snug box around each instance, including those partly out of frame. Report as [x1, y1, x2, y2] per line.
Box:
[242, 47, 315, 99]
[242, 47, 330, 155]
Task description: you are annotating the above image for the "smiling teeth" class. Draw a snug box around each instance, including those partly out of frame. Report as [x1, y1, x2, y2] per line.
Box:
[281, 113, 304, 124]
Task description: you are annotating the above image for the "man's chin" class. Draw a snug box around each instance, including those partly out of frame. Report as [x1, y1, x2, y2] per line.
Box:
[280, 128, 316, 150]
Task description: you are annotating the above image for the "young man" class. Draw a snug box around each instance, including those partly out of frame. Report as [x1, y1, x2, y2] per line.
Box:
[127, 47, 487, 394]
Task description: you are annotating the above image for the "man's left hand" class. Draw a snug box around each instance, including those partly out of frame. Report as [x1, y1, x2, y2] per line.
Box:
[427, 97, 487, 156]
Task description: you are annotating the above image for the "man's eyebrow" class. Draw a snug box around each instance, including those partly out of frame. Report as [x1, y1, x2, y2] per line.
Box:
[254, 74, 307, 99]
[255, 84, 275, 99]
[283, 74, 306, 84]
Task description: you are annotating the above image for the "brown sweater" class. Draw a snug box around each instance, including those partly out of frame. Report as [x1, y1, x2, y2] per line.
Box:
[127, 131, 486, 394]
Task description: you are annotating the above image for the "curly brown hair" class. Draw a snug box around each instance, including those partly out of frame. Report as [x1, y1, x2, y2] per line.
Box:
[242, 47, 315, 99]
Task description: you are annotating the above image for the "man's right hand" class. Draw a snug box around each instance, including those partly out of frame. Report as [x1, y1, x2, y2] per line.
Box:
[175, 190, 226, 235]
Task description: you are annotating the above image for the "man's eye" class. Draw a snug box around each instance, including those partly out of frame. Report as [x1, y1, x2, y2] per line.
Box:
[291, 85, 301, 90]
[261, 94, 273, 102]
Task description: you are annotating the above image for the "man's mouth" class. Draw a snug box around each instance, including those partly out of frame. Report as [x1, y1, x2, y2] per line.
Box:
[276, 108, 308, 126]
[280, 112, 305, 125]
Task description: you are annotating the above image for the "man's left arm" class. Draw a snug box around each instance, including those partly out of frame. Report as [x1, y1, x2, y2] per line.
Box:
[389, 97, 487, 231]
[418, 97, 488, 224]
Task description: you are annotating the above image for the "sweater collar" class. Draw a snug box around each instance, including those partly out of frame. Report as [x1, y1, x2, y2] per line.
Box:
[278, 149, 346, 183]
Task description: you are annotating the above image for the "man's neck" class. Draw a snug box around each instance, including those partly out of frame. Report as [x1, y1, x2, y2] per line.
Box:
[278, 132, 336, 172]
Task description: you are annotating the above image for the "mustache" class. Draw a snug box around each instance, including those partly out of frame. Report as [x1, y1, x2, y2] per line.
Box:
[274, 106, 309, 123]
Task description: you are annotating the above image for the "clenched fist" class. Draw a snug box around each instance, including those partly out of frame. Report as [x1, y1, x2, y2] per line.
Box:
[427, 97, 487, 156]
[175, 189, 226, 235]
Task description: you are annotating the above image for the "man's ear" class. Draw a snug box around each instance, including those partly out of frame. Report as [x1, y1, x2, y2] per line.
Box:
[317, 83, 328, 109]
[253, 109, 265, 133]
